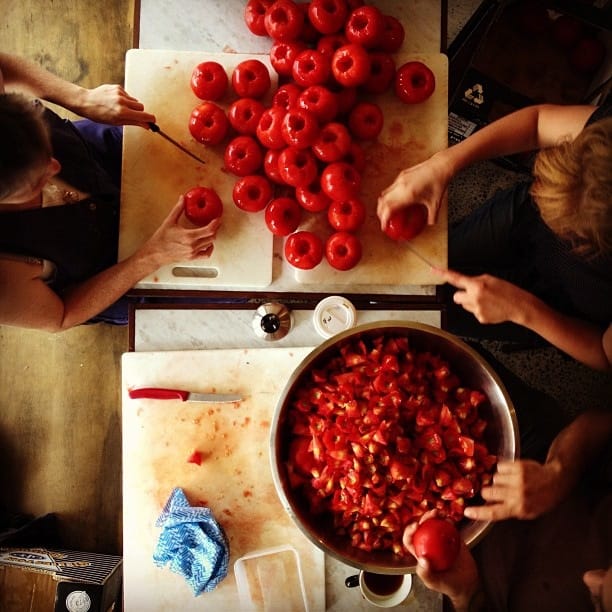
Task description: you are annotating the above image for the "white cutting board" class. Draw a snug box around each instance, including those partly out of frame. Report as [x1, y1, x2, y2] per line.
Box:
[293, 52, 448, 287]
[119, 50, 276, 289]
[122, 347, 326, 612]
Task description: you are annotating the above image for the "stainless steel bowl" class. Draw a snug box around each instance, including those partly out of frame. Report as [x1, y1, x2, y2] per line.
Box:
[269, 322, 519, 573]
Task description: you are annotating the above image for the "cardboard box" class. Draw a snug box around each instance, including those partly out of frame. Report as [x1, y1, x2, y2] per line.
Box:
[0, 548, 122, 612]
[448, 0, 612, 170]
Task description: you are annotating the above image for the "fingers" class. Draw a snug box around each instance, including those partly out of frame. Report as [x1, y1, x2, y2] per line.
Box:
[463, 502, 509, 522]
[165, 195, 187, 225]
[431, 267, 471, 288]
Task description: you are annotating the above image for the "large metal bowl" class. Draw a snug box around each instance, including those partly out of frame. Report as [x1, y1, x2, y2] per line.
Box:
[269, 322, 519, 573]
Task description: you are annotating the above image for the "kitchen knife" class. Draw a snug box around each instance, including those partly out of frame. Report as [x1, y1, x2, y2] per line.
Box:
[148, 122, 207, 165]
[128, 387, 241, 403]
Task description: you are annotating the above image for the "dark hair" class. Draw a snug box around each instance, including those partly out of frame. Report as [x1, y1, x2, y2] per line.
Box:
[0, 93, 53, 200]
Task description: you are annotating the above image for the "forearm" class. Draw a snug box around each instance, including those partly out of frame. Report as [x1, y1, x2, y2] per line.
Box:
[0, 52, 89, 114]
[514, 292, 611, 370]
[437, 104, 596, 178]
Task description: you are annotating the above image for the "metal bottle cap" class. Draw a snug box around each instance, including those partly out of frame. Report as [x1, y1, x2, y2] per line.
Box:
[252, 303, 293, 341]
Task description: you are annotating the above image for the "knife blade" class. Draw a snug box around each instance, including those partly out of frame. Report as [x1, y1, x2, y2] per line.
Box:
[128, 387, 241, 403]
[148, 122, 207, 165]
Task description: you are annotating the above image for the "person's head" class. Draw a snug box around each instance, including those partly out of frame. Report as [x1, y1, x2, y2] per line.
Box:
[530, 117, 612, 259]
[584, 566, 612, 611]
[0, 92, 60, 205]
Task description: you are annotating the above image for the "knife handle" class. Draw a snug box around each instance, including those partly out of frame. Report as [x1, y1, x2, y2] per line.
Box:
[148, 122, 160, 133]
[128, 387, 188, 401]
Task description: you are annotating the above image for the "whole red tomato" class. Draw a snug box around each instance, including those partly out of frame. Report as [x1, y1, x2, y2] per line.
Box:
[183, 186, 223, 226]
[244, 0, 273, 36]
[284, 230, 324, 269]
[378, 15, 405, 53]
[295, 181, 332, 213]
[224, 135, 263, 177]
[326, 231, 362, 270]
[327, 197, 366, 232]
[232, 59, 272, 99]
[298, 85, 338, 123]
[331, 43, 371, 87]
[384, 205, 427, 241]
[264, 0, 304, 41]
[345, 5, 385, 48]
[232, 174, 273, 212]
[278, 146, 318, 187]
[272, 83, 302, 111]
[348, 101, 384, 141]
[256, 106, 287, 149]
[265, 196, 302, 235]
[270, 40, 306, 77]
[312, 122, 351, 163]
[321, 161, 361, 201]
[281, 108, 320, 149]
[190, 61, 228, 101]
[362, 52, 395, 95]
[412, 519, 460, 572]
[227, 97, 265, 135]
[308, 0, 348, 35]
[189, 102, 229, 145]
[292, 49, 332, 87]
[395, 61, 436, 104]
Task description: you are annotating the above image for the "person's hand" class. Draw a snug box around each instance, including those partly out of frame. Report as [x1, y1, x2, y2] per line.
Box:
[464, 459, 567, 522]
[433, 268, 529, 325]
[403, 517, 480, 611]
[78, 84, 156, 127]
[137, 196, 221, 266]
[377, 152, 452, 229]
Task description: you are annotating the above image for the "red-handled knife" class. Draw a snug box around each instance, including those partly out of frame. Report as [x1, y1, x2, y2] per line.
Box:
[128, 387, 242, 403]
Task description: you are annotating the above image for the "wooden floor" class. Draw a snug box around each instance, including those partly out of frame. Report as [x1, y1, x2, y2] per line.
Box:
[0, 0, 137, 555]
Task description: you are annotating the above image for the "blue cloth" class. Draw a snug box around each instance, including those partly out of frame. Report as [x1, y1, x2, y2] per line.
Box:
[153, 488, 230, 596]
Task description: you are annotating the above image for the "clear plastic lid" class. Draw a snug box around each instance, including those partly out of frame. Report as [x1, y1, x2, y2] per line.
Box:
[234, 545, 309, 612]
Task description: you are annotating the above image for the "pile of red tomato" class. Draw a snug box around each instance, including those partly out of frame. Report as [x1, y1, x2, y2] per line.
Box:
[283, 332, 497, 556]
[186, 0, 436, 271]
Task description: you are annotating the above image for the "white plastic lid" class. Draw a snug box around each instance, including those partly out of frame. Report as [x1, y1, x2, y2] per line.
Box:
[313, 295, 357, 339]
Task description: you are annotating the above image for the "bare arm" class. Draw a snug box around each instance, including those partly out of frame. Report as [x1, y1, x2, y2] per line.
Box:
[0, 198, 219, 331]
[464, 409, 612, 522]
[0, 52, 155, 127]
[436, 268, 612, 371]
[378, 104, 597, 227]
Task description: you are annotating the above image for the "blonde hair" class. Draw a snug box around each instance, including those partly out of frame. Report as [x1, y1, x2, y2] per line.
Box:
[530, 117, 612, 258]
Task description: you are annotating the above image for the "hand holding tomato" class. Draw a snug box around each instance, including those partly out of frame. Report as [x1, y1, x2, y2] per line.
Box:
[377, 153, 453, 227]
[140, 195, 221, 263]
[463, 459, 571, 522]
[403, 518, 480, 610]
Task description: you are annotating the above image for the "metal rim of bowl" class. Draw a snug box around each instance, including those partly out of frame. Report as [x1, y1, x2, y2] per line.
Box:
[269, 321, 520, 574]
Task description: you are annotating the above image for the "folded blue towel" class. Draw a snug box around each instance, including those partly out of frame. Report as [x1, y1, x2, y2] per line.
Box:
[153, 487, 230, 596]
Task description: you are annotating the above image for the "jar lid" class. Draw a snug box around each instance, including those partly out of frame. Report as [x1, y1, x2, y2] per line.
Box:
[313, 296, 356, 339]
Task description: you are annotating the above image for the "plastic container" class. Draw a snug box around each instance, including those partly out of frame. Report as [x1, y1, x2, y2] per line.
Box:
[313, 295, 356, 339]
[234, 545, 309, 612]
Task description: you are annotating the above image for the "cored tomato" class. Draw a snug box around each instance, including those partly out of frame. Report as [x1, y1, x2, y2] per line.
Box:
[378, 14, 405, 53]
[272, 83, 302, 111]
[412, 518, 461, 572]
[188, 102, 229, 145]
[331, 43, 371, 87]
[256, 106, 287, 149]
[327, 197, 366, 232]
[321, 161, 361, 201]
[284, 230, 324, 269]
[312, 122, 351, 163]
[232, 174, 273, 212]
[384, 205, 427, 241]
[265, 196, 302, 235]
[295, 181, 332, 213]
[292, 48, 332, 87]
[395, 61, 436, 104]
[232, 59, 272, 99]
[227, 97, 265, 135]
[316, 33, 348, 58]
[190, 61, 228, 101]
[244, 0, 273, 36]
[277, 146, 318, 188]
[298, 85, 338, 123]
[281, 108, 320, 149]
[362, 52, 395, 95]
[325, 231, 362, 270]
[348, 101, 384, 141]
[264, 0, 305, 41]
[224, 135, 263, 177]
[263, 148, 286, 184]
[308, 0, 348, 35]
[270, 40, 306, 77]
[183, 186, 223, 226]
[344, 5, 385, 48]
